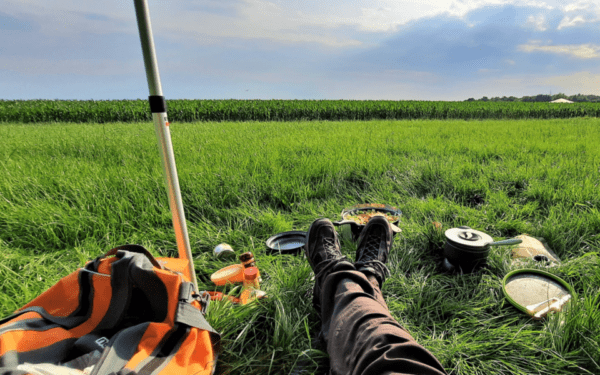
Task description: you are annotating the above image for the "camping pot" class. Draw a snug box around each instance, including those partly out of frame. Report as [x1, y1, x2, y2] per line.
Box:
[443, 227, 522, 273]
[332, 203, 402, 241]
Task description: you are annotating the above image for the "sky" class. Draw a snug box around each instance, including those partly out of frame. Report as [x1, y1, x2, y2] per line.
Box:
[2, 0, 600, 101]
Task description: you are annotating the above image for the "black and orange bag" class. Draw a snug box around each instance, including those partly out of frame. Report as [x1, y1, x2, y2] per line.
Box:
[0, 245, 220, 375]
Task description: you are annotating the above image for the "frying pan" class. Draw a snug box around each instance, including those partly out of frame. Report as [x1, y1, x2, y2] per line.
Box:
[333, 203, 402, 241]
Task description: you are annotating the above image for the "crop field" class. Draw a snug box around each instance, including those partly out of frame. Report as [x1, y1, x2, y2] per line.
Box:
[2, 99, 600, 123]
[1, 118, 599, 374]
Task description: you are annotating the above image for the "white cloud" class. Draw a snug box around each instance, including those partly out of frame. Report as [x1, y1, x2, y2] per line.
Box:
[525, 14, 548, 30]
[153, 0, 365, 47]
[557, 15, 588, 28]
[517, 42, 600, 58]
[162, 0, 572, 43]
[5, 0, 600, 101]
[344, 0, 513, 33]
[559, 1, 600, 29]
[564, 1, 595, 12]
[0, 0, 583, 49]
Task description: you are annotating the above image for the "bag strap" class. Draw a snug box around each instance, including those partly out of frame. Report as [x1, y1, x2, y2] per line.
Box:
[89, 244, 162, 270]
[177, 282, 221, 347]
[175, 302, 217, 335]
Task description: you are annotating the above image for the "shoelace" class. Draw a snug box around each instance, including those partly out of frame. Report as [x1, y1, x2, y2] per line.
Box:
[359, 233, 381, 262]
[322, 237, 340, 258]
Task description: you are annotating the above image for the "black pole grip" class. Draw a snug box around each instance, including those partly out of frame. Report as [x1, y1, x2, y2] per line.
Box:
[149, 95, 167, 113]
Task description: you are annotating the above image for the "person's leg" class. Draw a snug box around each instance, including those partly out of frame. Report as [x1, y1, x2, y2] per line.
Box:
[318, 266, 447, 375]
[305, 217, 447, 375]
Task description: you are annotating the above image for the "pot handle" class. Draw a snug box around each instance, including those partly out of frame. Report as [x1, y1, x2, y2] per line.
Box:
[487, 238, 523, 247]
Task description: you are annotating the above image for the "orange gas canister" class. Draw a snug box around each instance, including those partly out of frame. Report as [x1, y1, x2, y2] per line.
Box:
[240, 267, 260, 305]
[240, 252, 262, 282]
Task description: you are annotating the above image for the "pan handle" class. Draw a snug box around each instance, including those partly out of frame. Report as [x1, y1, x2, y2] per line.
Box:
[332, 220, 360, 227]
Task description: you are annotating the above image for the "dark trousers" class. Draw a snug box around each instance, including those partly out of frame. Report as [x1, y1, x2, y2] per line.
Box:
[318, 261, 448, 375]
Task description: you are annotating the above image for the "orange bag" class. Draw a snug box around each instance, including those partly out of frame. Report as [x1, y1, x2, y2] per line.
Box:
[0, 245, 219, 375]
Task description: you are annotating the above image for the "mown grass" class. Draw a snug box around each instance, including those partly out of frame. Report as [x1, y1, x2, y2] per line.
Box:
[0, 118, 599, 374]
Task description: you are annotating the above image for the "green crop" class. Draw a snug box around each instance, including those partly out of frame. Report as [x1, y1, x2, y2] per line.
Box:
[1, 99, 599, 123]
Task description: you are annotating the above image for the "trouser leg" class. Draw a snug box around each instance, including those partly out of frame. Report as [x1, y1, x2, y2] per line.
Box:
[318, 262, 448, 375]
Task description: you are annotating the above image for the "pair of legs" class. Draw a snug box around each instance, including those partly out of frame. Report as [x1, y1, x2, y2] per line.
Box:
[305, 217, 448, 375]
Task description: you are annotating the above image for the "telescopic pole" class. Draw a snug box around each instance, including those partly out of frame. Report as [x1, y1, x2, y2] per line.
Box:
[133, 0, 198, 292]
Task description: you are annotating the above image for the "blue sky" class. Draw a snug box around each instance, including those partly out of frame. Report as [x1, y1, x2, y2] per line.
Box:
[2, 0, 600, 100]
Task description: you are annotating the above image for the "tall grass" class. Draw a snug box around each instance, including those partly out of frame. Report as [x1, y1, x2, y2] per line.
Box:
[1, 118, 599, 374]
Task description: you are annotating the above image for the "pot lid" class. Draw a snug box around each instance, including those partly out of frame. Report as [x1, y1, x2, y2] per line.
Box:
[445, 227, 494, 249]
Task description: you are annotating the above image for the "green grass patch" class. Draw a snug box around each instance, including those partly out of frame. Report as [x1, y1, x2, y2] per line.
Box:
[1, 118, 599, 374]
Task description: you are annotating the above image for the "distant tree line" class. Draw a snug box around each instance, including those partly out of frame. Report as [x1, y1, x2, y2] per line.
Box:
[465, 94, 600, 102]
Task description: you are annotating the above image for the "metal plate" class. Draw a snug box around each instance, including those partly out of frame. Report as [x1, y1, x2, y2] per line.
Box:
[445, 227, 493, 249]
[266, 231, 307, 255]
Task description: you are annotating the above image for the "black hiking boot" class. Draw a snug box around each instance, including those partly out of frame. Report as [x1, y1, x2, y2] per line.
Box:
[355, 215, 393, 288]
[305, 218, 346, 313]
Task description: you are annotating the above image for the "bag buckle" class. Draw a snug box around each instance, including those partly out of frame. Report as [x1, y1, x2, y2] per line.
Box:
[195, 291, 211, 315]
[179, 282, 211, 315]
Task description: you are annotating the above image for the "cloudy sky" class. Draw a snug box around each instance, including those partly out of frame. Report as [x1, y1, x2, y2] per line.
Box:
[2, 0, 600, 100]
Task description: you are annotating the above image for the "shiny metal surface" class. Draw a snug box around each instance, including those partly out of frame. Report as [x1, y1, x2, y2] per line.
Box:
[134, 0, 162, 96]
[214, 243, 236, 259]
[134, 0, 198, 292]
[445, 227, 494, 249]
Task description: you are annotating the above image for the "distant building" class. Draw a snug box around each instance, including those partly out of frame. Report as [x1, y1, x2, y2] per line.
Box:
[550, 98, 574, 103]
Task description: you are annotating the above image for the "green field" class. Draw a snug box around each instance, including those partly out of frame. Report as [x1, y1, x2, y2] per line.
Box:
[1, 118, 599, 374]
[2, 99, 600, 123]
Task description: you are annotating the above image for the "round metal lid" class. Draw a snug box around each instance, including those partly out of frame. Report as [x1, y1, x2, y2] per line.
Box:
[266, 231, 307, 255]
[445, 227, 494, 249]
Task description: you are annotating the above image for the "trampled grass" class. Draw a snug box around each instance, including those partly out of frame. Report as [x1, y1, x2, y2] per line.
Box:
[0, 118, 599, 374]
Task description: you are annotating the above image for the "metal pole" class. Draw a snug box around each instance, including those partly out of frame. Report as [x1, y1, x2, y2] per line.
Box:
[133, 0, 198, 292]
